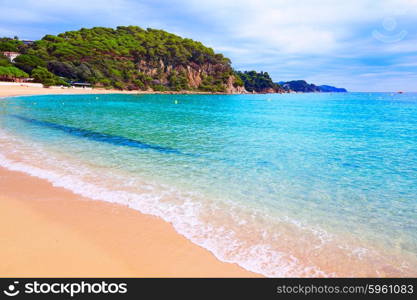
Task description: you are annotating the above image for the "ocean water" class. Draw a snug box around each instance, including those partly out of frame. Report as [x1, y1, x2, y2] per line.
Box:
[0, 92, 416, 277]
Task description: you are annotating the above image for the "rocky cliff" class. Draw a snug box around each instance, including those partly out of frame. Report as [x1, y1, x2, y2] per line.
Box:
[136, 59, 246, 93]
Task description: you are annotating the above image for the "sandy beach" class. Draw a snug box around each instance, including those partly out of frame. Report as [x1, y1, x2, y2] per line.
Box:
[0, 85, 223, 98]
[0, 84, 141, 98]
[0, 85, 257, 277]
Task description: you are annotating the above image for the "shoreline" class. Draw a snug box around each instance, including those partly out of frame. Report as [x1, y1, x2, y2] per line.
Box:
[0, 86, 259, 277]
[0, 167, 258, 277]
[0, 84, 248, 98]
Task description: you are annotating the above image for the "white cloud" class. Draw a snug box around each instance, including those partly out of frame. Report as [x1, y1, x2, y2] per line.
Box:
[2, 0, 416, 55]
[175, 0, 417, 55]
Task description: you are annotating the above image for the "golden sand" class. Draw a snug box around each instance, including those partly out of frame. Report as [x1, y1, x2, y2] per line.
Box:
[0, 85, 139, 98]
[0, 167, 258, 277]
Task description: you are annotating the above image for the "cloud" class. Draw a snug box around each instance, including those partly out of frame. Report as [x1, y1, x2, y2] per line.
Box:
[176, 0, 417, 54]
[163, 0, 417, 91]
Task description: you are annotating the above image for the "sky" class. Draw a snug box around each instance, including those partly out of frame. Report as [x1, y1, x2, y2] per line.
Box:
[0, 0, 417, 91]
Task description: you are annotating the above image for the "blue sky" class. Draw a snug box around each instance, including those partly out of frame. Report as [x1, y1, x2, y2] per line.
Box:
[1, 0, 417, 91]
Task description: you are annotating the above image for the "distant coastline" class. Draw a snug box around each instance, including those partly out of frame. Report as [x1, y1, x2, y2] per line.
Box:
[0, 82, 348, 98]
[1, 27, 346, 95]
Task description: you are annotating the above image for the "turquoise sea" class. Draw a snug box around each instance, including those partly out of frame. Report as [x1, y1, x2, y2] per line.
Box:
[0, 92, 416, 277]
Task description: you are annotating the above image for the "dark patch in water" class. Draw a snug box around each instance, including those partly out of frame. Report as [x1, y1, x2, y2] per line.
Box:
[12, 115, 192, 156]
[342, 162, 360, 168]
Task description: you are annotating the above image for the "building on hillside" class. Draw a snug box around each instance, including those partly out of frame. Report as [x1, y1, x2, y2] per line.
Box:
[1, 51, 20, 62]
[21, 40, 34, 45]
[71, 82, 92, 88]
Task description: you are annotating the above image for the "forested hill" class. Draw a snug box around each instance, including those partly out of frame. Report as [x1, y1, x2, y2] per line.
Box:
[236, 71, 286, 93]
[278, 80, 347, 93]
[0, 26, 245, 92]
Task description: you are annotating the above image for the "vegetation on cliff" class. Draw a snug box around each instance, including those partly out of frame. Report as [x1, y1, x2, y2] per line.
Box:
[0, 27, 242, 92]
[0, 65, 29, 80]
[0, 54, 12, 67]
[0, 53, 29, 80]
[31, 66, 69, 87]
[236, 71, 285, 93]
[0, 37, 23, 52]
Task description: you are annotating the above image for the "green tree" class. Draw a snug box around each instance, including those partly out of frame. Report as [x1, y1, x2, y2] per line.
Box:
[0, 54, 12, 67]
[168, 71, 189, 91]
[236, 70, 283, 92]
[14, 54, 46, 74]
[0, 38, 23, 52]
[0, 66, 29, 80]
[31, 66, 67, 87]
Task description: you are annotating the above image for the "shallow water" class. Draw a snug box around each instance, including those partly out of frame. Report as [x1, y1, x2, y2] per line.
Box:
[1, 92, 416, 276]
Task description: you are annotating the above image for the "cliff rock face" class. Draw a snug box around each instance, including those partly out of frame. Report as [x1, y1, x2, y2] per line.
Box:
[185, 65, 202, 88]
[138, 59, 245, 93]
[225, 75, 247, 94]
